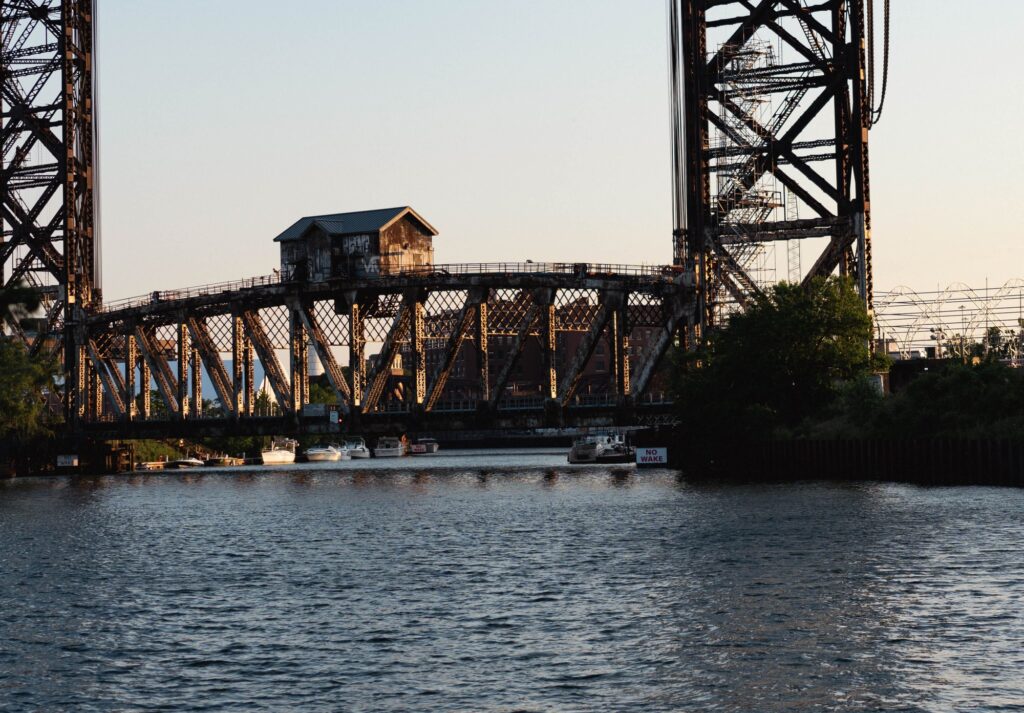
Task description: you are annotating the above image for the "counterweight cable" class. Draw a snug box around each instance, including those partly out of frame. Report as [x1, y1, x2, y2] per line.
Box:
[867, 0, 890, 126]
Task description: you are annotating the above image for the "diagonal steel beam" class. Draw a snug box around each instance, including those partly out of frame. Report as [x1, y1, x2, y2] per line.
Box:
[241, 310, 292, 413]
[133, 326, 179, 416]
[85, 340, 125, 418]
[556, 294, 620, 406]
[424, 289, 485, 412]
[186, 316, 236, 416]
[631, 293, 692, 399]
[489, 301, 542, 411]
[361, 303, 411, 413]
[104, 356, 127, 400]
[297, 303, 352, 413]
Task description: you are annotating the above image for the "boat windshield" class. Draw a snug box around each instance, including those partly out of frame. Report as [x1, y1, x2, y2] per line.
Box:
[577, 434, 624, 445]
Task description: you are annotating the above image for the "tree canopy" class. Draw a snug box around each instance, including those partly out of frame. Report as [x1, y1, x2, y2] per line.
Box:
[0, 283, 56, 439]
[673, 276, 880, 449]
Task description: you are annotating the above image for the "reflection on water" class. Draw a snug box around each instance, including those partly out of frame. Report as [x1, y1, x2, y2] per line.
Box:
[1, 450, 1023, 712]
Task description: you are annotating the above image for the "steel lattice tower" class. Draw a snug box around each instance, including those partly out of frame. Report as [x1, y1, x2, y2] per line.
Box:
[668, 0, 877, 337]
[1, 0, 98, 422]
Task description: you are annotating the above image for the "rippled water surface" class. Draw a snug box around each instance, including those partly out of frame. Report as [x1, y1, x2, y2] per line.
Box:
[2, 449, 1024, 712]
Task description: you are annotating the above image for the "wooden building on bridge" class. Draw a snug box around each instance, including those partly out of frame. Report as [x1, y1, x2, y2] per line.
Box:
[275, 206, 437, 281]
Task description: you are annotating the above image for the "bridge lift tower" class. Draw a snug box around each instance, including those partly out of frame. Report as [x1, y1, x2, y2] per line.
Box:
[668, 0, 888, 338]
[1, 0, 98, 423]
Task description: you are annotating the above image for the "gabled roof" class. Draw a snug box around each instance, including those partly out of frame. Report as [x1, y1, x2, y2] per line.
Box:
[273, 207, 438, 242]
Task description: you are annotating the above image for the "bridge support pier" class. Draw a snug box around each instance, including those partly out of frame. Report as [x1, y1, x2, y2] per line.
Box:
[289, 305, 309, 417]
[477, 300, 490, 405]
[347, 296, 365, 410]
[125, 333, 137, 422]
[177, 321, 190, 419]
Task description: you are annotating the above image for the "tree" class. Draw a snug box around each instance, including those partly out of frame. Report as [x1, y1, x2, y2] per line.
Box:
[135, 389, 169, 419]
[672, 276, 880, 450]
[254, 390, 277, 416]
[0, 281, 41, 325]
[0, 283, 56, 439]
[308, 379, 337, 405]
[868, 361, 1024, 440]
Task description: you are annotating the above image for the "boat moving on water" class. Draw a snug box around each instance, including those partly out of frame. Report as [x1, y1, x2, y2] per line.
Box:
[567, 433, 635, 465]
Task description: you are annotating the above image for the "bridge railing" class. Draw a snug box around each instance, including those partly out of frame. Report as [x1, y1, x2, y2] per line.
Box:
[419, 262, 678, 278]
[99, 273, 283, 313]
[95, 262, 682, 314]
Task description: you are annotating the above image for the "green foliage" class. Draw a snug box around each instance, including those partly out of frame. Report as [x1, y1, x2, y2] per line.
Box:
[0, 283, 56, 440]
[0, 281, 41, 325]
[868, 361, 1024, 440]
[135, 389, 169, 418]
[130, 440, 180, 463]
[0, 338, 57, 439]
[254, 390, 277, 416]
[673, 277, 877, 445]
[200, 435, 262, 458]
[308, 380, 337, 405]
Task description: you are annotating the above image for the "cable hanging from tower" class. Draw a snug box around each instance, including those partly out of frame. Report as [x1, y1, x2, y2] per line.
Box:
[867, 0, 891, 126]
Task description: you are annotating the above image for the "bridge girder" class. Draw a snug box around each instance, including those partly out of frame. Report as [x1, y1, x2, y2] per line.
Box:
[79, 271, 693, 436]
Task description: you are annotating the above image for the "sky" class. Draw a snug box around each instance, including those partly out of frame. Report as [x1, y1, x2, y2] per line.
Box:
[96, 1, 1024, 301]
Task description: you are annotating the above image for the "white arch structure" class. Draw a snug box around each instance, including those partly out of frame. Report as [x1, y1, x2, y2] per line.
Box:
[875, 280, 1024, 359]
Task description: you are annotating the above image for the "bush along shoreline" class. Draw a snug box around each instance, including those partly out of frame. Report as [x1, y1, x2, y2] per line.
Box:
[667, 277, 1024, 486]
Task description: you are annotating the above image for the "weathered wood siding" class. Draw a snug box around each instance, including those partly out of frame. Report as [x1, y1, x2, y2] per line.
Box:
[379, 216, 434, 274]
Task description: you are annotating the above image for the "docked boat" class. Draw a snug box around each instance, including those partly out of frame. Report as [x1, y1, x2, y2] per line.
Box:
[261, 438, 297, 465]
[567, 433, 635, 465]
[204, 455, 242, 467]
[345, 437, 371, 459]
[373, 436, 405, 458]
[305, 444, 342, 462]
[409, 437, 440, 455]
[166, 457, 205, 469]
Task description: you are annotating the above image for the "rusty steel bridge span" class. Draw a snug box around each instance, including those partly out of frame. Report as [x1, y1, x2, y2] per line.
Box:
[79, 263, 691, 438]
[2, 1, 881, 441]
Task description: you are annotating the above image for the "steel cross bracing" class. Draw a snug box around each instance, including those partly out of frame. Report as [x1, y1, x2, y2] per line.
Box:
[1, 0, 98, 422]
[78, 269, 692, 439]
[669, 0, 875, 335]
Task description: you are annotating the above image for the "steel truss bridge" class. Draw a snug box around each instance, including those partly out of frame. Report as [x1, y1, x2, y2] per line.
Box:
[79, 263, 692, 438]
[2, 1, 879, 441]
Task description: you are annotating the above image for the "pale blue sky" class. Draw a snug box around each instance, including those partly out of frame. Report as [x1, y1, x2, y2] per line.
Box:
[97, 1, 1024, 300]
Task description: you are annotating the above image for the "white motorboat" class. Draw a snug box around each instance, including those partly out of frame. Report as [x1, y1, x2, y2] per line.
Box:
[345, 437, 371, 459]
[261, 438, 297, 465]
[373, 436, 405, 458]
[332, 444, 352, 461]
[166, 457, 205, 469]
[305, 444, 341, 462]
[409, 437, 440, 455]
[567, 433, 634, 464]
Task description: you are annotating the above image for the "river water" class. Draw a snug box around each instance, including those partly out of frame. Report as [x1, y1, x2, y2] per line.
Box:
[2, 450, 1023, 712]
